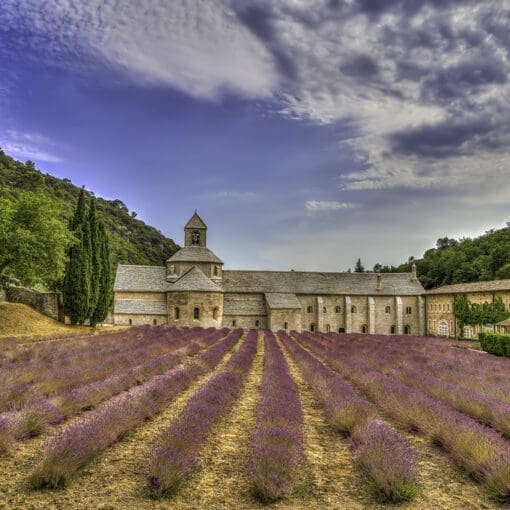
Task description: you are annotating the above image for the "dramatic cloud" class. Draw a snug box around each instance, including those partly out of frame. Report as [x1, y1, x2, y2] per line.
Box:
[1, 0, 509, 198]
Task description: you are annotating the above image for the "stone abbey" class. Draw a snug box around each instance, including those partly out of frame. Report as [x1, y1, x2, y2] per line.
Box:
[113, 212, 428, 334]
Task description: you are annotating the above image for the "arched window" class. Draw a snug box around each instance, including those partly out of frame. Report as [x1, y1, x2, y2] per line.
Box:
[463, 325, 473, 339]
[193, 307, 200, 320]
[405, 306, 412, 315]
[335, 306, 341, 313]
[214, 265, 218, 277]
[284, 322, 288, 330]
[128, 318, 132, 326]
[175, 307, 180, 320]
[404, 325, 411, 335]
[361, 324, 368, 333]
[212, 307, 218, 320]
[232, 319, 236, 327]
[310, 323, 315, 332]
[153, 319, 157, 325]
[255, 320, 260, 328]
[390, 325, 396, 334]
[351, 306, 357, 314]
[385, 306, 391, 314]
[307, 306, 313, 313]
[191, 230, 200, 245]
[326, 324, 331, 332]
[323, 306, 327, 313]
[438, 320, 448, 337]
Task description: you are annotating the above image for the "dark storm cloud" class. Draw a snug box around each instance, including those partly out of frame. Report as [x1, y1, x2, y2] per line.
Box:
[390, 118, 495, 158]
[340, 54, 379, 79]
[233, 3, 298, 81]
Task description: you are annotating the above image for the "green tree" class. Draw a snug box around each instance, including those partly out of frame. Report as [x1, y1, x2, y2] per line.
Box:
[354, 258, 365, 273]
[0, 192, 73, 286]
[63, 189, 91, 324]
[88, 198, 101, 319]
[91, 222, 112, 325]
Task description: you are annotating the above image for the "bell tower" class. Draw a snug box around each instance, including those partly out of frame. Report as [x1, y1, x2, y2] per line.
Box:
[184, 210, 207, 247]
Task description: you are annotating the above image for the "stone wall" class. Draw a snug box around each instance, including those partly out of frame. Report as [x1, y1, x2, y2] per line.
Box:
[5, 287, 62, 321]
[222, 315, 267, 329]
[167, 291, 223, 328]
[113, 314, 167, 326]
[0, 288, 6, 301]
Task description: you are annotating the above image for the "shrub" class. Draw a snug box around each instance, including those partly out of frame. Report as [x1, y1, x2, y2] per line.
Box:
[479, 333, 510, 357]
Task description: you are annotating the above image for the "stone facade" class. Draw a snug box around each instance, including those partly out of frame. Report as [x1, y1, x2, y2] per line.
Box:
[113, 212, 428, 334]
[426, 281, 510, 338]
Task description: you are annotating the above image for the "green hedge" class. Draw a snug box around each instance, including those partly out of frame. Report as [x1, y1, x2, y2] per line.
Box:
[479, 333, 510, 357]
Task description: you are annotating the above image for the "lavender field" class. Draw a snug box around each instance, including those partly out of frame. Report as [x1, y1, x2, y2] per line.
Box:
[0, 327, 508, 509]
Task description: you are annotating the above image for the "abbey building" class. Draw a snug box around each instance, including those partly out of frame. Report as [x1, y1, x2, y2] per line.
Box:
[113, 212, 427, 334]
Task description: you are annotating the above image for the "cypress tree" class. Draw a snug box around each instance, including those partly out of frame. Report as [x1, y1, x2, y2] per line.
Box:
[88, 198, 101, 324]
[92, 222, 112, 325]
[63, 187, 91, 325]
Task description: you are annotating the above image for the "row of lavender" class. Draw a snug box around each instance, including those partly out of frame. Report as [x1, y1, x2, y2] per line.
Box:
[322, 332, 510, 439]
[0, 328, 228, 453]
[29, 328, 244, 488]
[279, 331, 418, 502]
[248, 331, 305, 501]
[297, 332, 510, 500]
[147, 329, 258, 495]
[0, 326, 210, 411]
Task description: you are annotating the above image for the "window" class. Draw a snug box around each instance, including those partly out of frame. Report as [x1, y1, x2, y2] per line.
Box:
[255, 320, 260, 328]
[390, 325, 396, 334]
[438, 320, 448, 336]
[193, 307, 200, 320]
[191, 230, 200, 245]
[284, 322, 288, 330]
[385, 306, 391, 314]
[175, 307, 180, 320]
[169, 264, 175, 274]
[335, 306, 341, 313]
[361, 324, 368, 334]
[307, 306, 313, 313]
[351, 306, 357, 313]
[128, 318, 132, 326]
[310, 323, 315, 332]
[463, 325, 473, 339]
[232, 320, 236, 327]
[404, 325, 411, 335]
[405, 306, 412, 315]
[213, 307, 218, 320]
[326, 324, 331, 332]
[338, 327, 345, 333]
[153, 319, 157, 325]
[214, 265, 218, 276]
[323, 306, 327, 313]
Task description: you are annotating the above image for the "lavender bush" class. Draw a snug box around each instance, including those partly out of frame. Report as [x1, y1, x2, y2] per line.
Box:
[147, 330, 257, 496]
[28, 329, 241, 488]
[249, 331, 305, 502]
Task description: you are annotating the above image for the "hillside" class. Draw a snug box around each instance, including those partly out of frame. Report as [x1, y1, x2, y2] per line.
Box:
[0, 150, 179, 271]
[377, 227, 510, 289]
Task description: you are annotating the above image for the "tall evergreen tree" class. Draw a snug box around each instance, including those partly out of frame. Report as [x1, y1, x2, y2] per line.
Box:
[354, 258, 365, 273]
[88, 198, 101, 321]
[91, 222, 112, 325]
[63, 188, 91, 325]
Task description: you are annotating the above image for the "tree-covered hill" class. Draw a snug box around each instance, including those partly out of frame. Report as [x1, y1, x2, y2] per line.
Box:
[0, 149, 179, 280]
[375, 228, 510, 289]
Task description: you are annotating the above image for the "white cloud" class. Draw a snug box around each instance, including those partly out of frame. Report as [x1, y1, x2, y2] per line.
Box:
[216, 191, 257, 200]
[305, 200, 358, 211]
[0, 130, 63, 163]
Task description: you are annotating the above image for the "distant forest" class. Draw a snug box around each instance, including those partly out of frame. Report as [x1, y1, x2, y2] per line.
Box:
[372, 230, 510, 289]
[0, 149, 179, 289]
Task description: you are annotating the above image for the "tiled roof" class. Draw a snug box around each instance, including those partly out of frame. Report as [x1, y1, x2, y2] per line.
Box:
[114, 265, 171, 292]
[185, 212, 207, 229]
[223, 294, 266, 315]
[426, 279, 510, 295]
[171, 267, 223, 292]
[114, 299, 167, 315]
[265, 293, 302, 309]
[166, 246, 223, 264]
[222, 271, 423, 295]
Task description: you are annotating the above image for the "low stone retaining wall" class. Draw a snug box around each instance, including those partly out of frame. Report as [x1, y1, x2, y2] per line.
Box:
[4, 287, 62, 321]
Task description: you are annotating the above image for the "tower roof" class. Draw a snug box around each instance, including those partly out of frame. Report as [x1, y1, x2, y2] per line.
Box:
[166, 246, 223, 264]
[185, 211, 207, 230]
[171, 266, 223, 292]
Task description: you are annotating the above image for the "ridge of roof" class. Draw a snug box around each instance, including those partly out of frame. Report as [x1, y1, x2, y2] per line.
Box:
[185, 211, 207, 229]
[171, 266, 223, 292]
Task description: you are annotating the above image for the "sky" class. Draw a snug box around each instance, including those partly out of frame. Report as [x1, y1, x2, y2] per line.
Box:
[0, 1, 509, 271]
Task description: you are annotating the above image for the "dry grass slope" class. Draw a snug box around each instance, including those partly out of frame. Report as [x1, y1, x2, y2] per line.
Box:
[0, 302, 122, 341]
